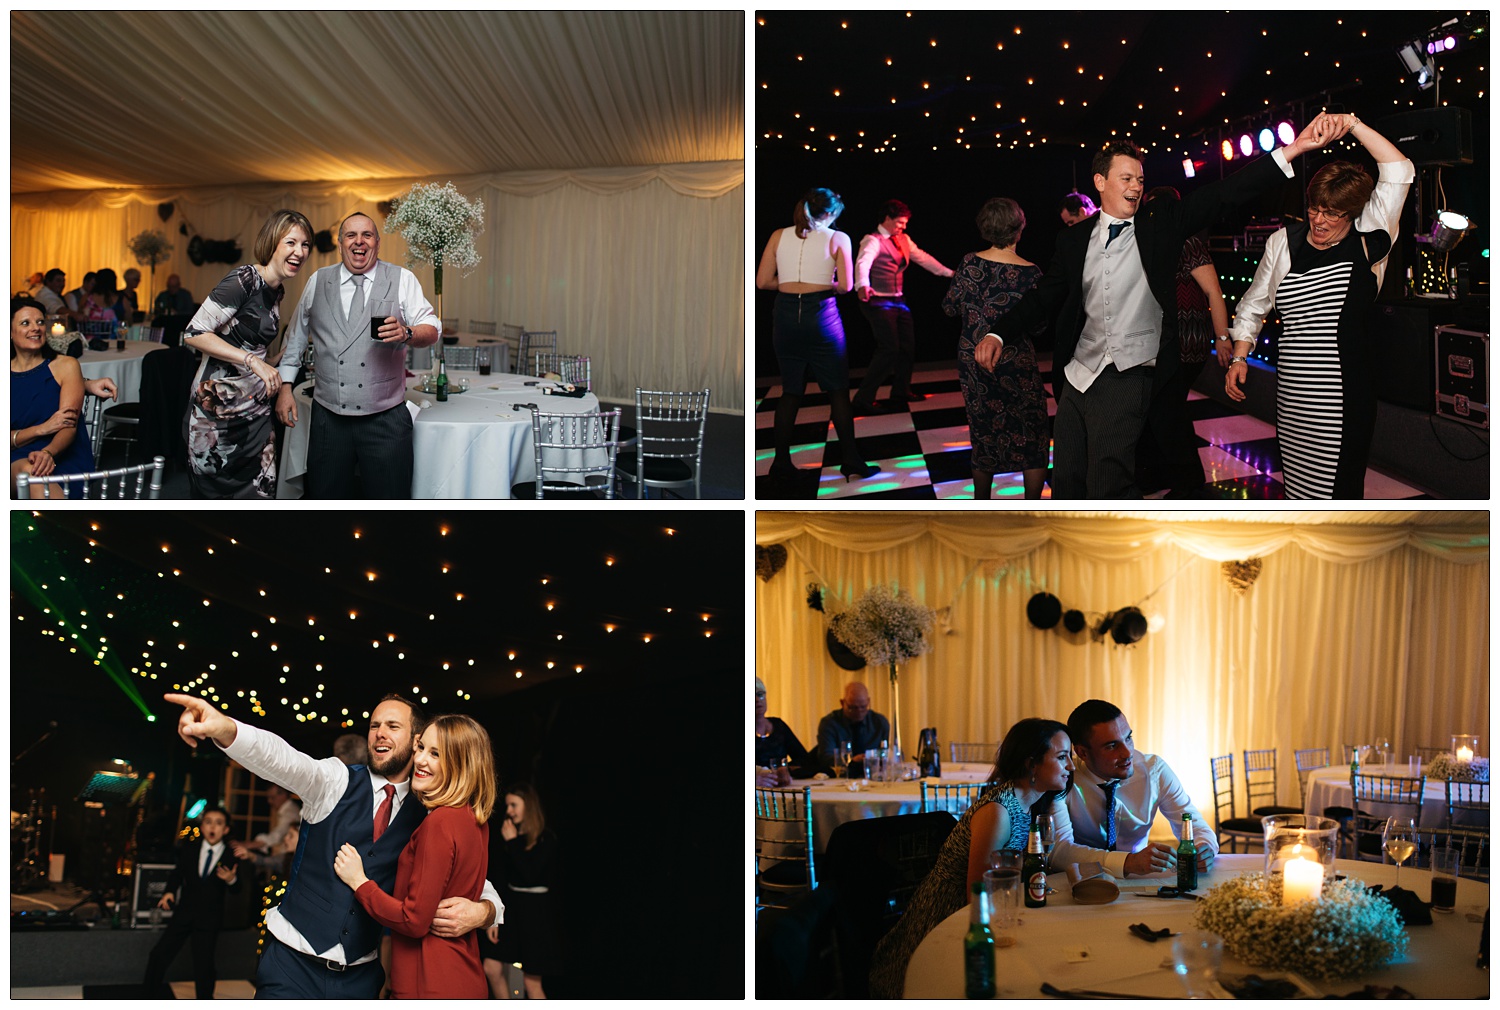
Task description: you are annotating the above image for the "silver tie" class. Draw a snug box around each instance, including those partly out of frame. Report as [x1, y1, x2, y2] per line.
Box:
[348, 273, 366, 326]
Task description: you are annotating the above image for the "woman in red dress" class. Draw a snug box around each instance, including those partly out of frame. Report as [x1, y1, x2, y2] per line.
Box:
[334, 714, 496, 998]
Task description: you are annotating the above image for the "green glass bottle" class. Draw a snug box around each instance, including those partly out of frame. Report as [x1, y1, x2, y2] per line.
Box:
[1023, 822, 1047, 908]
[1176, 813, 1198, 892]
[964, 881, 996, 999]
[436, 357, 449, 402]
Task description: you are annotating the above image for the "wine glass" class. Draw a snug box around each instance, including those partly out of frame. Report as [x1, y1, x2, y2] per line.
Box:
[1373, 737, 1391, 767]
[1036, 814, 1057, 870]
[1382, 815, 1418, 886]
[832, 744, 849, 779]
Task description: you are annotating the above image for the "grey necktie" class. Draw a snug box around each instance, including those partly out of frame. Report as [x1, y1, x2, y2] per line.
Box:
[348, 273, 366, 325]
[1106, 220, 1131, 247]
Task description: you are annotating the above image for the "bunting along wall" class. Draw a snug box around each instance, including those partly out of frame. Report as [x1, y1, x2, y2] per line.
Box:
[754, 512, 1489, 817]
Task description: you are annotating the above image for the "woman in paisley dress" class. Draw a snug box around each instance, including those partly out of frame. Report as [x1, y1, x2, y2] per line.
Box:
[1225, 115, 1413, 498]
[942, 197, 1049, 499]
[183, 210, 312, 498]
[869, 718, 1075, 998]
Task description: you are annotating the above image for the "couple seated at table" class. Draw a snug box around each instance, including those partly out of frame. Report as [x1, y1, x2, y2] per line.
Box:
[867, 699, 1217, 998]
[754, 679, 889, 786]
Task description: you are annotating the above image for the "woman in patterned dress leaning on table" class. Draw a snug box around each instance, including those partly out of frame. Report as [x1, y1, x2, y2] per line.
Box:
[869, 718, 1075, 998]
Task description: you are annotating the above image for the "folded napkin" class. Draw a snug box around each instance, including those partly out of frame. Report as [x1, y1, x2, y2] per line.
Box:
[1127, 923, 1173, 943]
[542, 385, 587, 399]
[1366, 885, 1432, 926]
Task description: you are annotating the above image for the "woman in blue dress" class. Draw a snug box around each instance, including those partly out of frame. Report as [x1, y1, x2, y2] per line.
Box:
[11, 296, 95, 497]
[869, 718, 1075, 997]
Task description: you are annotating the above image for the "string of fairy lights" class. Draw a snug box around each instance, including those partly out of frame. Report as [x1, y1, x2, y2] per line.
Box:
[13, 515, 720, 733]
[756, 13, 1487, 167]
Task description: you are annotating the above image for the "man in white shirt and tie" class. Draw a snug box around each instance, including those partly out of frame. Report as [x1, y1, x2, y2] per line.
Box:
[1050, 699, 1218, 878]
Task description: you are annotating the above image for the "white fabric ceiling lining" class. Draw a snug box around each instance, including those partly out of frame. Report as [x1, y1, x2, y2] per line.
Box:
[9, 11, 745, 194]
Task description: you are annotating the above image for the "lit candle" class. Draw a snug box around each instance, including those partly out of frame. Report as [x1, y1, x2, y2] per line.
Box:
[1282, 856, 1323, 905]
[50, 322, 65, 336]
[1456, 745, 1474, 762]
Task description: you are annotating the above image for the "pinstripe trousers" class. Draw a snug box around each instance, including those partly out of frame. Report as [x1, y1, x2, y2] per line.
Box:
[1051, 364, 1154, 499]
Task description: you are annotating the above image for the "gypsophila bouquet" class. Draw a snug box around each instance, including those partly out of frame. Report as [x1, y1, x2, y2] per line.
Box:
[1425, 754, 1489, 782]
[385, 182, 485, 292]
[128, 229, 173, 266]
[829, 586, 934, 667]
[1192, 873, 1408, 981]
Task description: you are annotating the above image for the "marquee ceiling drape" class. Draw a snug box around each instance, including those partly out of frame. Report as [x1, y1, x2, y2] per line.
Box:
[755, 511, 1489, 819]
[10, 11, 746, 409]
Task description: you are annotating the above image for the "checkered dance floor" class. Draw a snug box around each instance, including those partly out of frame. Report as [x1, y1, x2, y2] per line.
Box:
[754, 356, 1432, 500]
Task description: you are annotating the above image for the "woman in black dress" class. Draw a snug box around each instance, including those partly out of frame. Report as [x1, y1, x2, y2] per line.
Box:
[486, 782, 561, 999]
[182, 209, 312, 498]
[754, 677, 819, 785]
[943, 197, 1048, 498]
[1225, 115, 1413, 498]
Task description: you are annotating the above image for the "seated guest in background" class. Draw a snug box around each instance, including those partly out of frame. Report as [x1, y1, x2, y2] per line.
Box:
[1059, 191, 1097, 227]
[79, 268, 122, 325]
[755, 677, 820, 785]
[1051, 699, 1216, 877]
[21, 271, 44, 297]
[33, 269, 69, 319]
[65, 271, 96, 315]
[142, 806, 241, 999]
[121, 267, 143, 320]
[334, 732, 370, 766]
[10, 296, 94, 498]
[183, 209, 312, 499]
[816, 681, 891, 775]
[249, 782, 302, 854]
[154, 273, 196, 316]
[869, 718, 1074, 997]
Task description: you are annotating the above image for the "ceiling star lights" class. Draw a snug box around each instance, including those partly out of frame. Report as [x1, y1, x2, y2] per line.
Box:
[10, 514, 737, 735]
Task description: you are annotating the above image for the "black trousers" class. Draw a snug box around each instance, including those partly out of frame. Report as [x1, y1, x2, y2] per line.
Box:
[143, 919, 220, 999]
[1137, 358, 1207, 493]
[305, 400, 414, 499]
[854, 297, 916, 403]
[254, 935, 385, 999]
[1051, 364, 1154, 499]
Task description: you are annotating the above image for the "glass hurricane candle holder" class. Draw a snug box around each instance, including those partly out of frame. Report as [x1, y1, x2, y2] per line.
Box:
[1450, 734, 1481, 763]
[1263, 814, 1339, 904]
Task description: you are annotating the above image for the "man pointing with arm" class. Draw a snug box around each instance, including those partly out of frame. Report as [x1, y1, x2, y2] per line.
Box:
[165, 691, 501, 999]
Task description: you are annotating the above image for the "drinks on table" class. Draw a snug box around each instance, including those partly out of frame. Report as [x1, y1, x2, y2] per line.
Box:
[1176, 813, 1197, 892]
[964, 881, 996, 998]
[1023, 821, 1047, 908]
[436, 357, 449, 402]
[1382, 816, 1418, 887]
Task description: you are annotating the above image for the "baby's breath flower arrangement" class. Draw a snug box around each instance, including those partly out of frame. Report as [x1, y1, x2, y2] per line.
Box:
[385, 182, 485, 331]
[1425, 754, 1489, 782]
[829, 586, 934, 757]
[1192, 873, 1408, 981]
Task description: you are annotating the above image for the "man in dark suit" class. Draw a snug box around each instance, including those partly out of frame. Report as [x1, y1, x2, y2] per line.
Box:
[980, 113, 1340, 497]
[142, 807, 241, 999]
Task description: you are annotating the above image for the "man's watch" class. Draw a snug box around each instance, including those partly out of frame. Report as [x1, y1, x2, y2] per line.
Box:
[402, 326, 414, 344]
[1229, 355, 1249, 365]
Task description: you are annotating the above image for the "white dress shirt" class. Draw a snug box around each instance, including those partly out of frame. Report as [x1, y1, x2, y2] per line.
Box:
[278, 262, 439, 383]
[196, 839, 229, 880]
[1050, 751, 1218, 878]
[853, 224, 952, 295]
[220, 721, 502, 964]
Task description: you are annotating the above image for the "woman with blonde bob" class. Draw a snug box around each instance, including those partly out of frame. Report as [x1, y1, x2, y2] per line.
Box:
[183, 208, 313, 498]
[334, 713, 495, 999]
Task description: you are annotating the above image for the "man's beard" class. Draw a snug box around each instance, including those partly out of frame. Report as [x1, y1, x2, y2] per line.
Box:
[370, 739, 413, 777]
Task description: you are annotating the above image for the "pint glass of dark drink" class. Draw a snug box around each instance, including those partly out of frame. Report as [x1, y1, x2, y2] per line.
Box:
[477, 350, 491, 375]
[370, 299, 397, 340]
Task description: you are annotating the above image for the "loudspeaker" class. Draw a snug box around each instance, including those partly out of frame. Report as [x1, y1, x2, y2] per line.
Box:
[1375, 108, 1473, 166]
[1371, 303, 1442, 409]
[1435, 326, 1489, 428]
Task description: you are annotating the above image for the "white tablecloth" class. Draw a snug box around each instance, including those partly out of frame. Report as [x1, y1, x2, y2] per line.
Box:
[408, 332, 512, 373]
[277, 370, 603, 499]
[1302, 765, 1459, 828]
[77, 341, 167, 404]
[904, 854, 1489, 998]
[792, 764, 994, 852]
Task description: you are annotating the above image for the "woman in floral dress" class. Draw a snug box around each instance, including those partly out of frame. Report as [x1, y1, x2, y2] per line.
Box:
[182, 210, 312, 498]
[943, 198, 1048, 499]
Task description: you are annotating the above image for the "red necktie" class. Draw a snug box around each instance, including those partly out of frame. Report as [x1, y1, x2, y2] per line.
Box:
[373, 784, 395, 841]
[892, 233, 911, 263]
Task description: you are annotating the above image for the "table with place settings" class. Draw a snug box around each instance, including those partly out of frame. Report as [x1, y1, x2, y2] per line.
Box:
[1301, 764, 1470, 829]
[408, 333, 512, 373]
[789, 763, 994, 853]
[276, 369, 603, 499]
[77, 340, 168, 404]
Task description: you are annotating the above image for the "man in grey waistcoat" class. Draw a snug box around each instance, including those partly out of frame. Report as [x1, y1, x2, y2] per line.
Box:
[276, 212, 440, 498]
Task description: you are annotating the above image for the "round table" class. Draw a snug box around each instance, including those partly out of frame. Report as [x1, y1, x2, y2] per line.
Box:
[277, 369, 604, 499]
[902, 854, 1489, 998]
[792, 764, 994, 853]
[408, 332, 513, 373]
[1302, 764, 1470, 828]
[77, 340, 167, 404]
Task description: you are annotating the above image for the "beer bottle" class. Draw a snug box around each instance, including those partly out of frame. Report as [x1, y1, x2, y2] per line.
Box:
[1176, 813, 1198, 892]
[436, 357, 449, 402]
[964, 881, 996, 998]
[1024, 821, 1047, 908]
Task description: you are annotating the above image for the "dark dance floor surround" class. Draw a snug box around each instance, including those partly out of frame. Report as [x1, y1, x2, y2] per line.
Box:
[754, 355, 1434, 500]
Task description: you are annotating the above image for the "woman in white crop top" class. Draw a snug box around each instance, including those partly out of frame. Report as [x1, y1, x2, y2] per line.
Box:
[755, 188, 878, 484]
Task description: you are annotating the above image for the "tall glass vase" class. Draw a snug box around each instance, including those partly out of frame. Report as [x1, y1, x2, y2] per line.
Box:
[888, 659, 902, 762]
[433, 259, 444, 362]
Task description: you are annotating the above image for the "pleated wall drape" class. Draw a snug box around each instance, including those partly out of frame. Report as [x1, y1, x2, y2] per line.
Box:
[10, 163, 745, 410]
[755, 514, 1488, 818]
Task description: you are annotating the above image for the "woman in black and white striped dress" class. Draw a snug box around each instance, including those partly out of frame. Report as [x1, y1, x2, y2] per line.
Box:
[1224, 115, 1413, 498]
